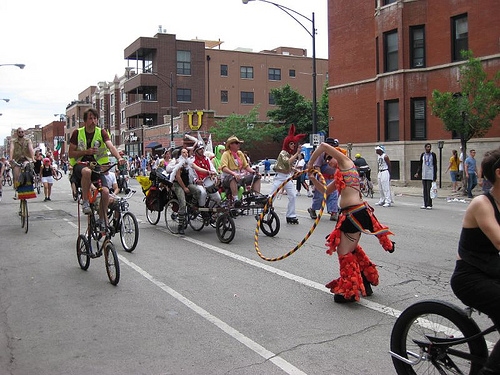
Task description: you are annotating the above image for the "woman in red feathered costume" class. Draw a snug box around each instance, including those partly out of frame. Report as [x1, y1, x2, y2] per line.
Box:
[271, 124, 306, 224]
[307, 142, 395, 303]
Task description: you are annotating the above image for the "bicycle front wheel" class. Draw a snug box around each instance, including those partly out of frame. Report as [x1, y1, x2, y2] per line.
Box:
[390, 300, 488, 375]
[164, 198, 180, 234]
[54, 170, 62, 181]
[120, 212, 139, 252]
[145, 204, 160, 225]
[20, 200, 28, 233]
[104, 240, 120, 285]
[76, 234, 91, 270]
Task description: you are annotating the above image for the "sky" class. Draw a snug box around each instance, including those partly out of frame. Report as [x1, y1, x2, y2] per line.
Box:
[0, 0, 328, 145]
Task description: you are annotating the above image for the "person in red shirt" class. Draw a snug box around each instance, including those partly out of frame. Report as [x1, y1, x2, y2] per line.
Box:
[191, 142, 221, 207]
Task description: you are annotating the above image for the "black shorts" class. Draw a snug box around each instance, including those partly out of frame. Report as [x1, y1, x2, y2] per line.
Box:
[339, 206, 374, 233]
[72, 164, 108, 189]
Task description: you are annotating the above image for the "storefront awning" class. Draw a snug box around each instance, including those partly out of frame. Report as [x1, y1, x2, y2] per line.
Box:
[145, 141, 162, 149]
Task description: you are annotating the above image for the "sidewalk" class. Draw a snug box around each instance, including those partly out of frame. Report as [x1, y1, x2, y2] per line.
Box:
[390, 184, 473, 202]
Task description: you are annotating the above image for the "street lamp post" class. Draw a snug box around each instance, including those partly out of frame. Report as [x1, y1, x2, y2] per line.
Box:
[0, 64, 25, 69]
[151, 71, 175, 149]
[242, 0, 317, 138]
[1, 99, 10, 103]
[437, 140, 445, 188]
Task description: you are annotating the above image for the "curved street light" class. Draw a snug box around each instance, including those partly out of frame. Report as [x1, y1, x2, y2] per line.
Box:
[2, 99, 10, 103]
[242, 0, 317, 137]
[0, 64, 25, 69]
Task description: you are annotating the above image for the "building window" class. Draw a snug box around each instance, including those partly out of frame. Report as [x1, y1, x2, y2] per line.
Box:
[121, 110, 125, 123]
[100, 98, 104, 110]
[269, 92, 275, 105]
[410, 25, 425, 68]
[111, 114, 115, 127]
[289, 69, 296, 78]
[177, 88, 192, 102]
[268, 68, 281, 81]
[375, 37, 380, 74]
[384, 29, 398, 72]
[241, 91, 254, 104]
[177, 50, 191, 75]
[121, 89, 125, 103]
[221, 64, 228, 76]
[452, 14, 468, 62]
[240, 66, 254, 79]
[110, 93, 115, 107]
[221, 90, 228, 103]
[385, 100, 399, 141]
[383, 0, 397, 5]
[411, 98, 426, 140]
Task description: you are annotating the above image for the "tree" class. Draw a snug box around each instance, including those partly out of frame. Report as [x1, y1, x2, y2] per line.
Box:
[430, 50, 500, 193]
[209, 106, 283, 150]
[267, 80, 329, 138]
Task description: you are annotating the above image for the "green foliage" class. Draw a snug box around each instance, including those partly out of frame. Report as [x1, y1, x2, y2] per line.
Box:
[430, 50, 500, 142]
[267, 81, 330, 138]
[210, 106, 283, 150]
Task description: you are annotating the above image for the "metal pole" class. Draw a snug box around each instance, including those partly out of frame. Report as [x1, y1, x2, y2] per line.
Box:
[439, 147, 442, 188]
[170, 72, 174, 143]
[311, 12, 317, 137]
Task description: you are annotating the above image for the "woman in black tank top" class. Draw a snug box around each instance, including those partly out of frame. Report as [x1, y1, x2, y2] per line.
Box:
[450, 147, 500, 374]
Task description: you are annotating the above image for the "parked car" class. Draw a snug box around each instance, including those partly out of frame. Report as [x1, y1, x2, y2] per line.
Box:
[251, 159, 277, 175]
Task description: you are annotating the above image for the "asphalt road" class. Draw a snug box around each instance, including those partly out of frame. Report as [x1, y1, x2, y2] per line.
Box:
[0, 175, 496, 374]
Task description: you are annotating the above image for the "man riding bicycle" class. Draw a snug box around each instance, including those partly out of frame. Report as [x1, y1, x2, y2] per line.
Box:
[68, 108, 125, 224]
[353, 153, 371, 181]
[9, 127, 35, 199]
[220, 135, 260, 206]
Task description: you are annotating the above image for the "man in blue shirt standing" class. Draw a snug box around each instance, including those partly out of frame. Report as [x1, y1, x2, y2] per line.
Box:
[464, 149, 477, 198]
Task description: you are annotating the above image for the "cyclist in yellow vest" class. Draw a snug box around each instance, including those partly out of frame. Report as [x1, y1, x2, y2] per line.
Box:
[68, 108, 125, 218]
[9, 127, 35, 199]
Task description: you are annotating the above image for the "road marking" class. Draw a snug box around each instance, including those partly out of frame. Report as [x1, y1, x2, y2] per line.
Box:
[118, 254, 309, 375]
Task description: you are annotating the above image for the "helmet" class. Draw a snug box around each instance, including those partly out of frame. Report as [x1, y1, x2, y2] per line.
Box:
[355, 153, 361, 158]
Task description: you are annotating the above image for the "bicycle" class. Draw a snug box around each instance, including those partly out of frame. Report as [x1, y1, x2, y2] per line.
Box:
[107, 189, 139, 252]
[53, 168, 63, 181]
[13, 161, 37, 234]
[359, 169, 374, 198]
[2, 168, 12, 186]
[75, 162, 120, 285]
[390, 299, 498, 374]
[33, 173, 42, 195]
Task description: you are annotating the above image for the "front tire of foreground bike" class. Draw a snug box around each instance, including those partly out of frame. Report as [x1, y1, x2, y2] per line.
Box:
[390, 300, 488, 375]
[104, 240, 120, 285]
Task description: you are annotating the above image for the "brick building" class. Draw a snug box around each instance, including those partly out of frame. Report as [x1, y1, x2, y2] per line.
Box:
[328, 0, 500, 184]
[41, 121, 65, 156]
[122, 32, 327, 157]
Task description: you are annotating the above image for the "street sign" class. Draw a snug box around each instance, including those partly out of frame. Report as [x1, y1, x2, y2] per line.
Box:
[311, 133, 321, 146]
[170, 141, 176, 150]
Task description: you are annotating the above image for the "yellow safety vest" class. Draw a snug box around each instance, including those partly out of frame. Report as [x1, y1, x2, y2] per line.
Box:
[69, 127, 109, 166]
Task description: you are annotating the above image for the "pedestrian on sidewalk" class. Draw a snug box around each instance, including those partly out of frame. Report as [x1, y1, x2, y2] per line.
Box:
[415, 143, 437, 209]
[465, 149, 478, 198]
[307, 138, 340, 221]
[445, 149, 461, 192]
[375, 145, 392, 207]
[263, 158, 271, 182]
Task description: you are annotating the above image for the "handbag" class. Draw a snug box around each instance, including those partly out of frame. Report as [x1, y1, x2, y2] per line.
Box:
[430, 182, 438, 199]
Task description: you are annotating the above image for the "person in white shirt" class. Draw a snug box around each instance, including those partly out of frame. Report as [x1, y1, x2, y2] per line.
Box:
[375, 145, 392, 207]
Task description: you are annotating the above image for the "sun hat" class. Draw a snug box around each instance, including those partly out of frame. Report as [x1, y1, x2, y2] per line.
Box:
[375, 145, 385, 152]
[225, 135, 244, 148]
[193, 141, 205, 153]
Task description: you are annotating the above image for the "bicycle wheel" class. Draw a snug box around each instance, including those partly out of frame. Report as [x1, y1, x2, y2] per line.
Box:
[188, 208, 205, 232]
[145, 204, 161, 225]
[7, 175, 12, 186]
[164, 198, 180, 234]
[76, 234, 91, 270]
[36, 180, 41, 195]
[260, 209, 280, 237]
[20, 199, 28, 232]
[54, 170, 62, 181]
[390, 300, 488, 375]
[216, 213, 236, 244]
[103, 240, 120, 285]
[120, 212, 139, 252]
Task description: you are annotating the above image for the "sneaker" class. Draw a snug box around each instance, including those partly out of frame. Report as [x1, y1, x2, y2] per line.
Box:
[307, 208, 317, 220]
[296, 191, 301, 196]
[82, 201, 91, 215]
[47, 197, 51, 201]
[330, 212, 338, 221]
[178, 225, 185, 235]
[362, 273, 373, 296]
[44, 197, 48, 202]
[426, 206, 433, 210]
[420, 205, 427, 209]
[13, 191, 18, 200]
[375, 201, 383, 206]
[307, 191, 313, 197]
[383, 203, 391, 207]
